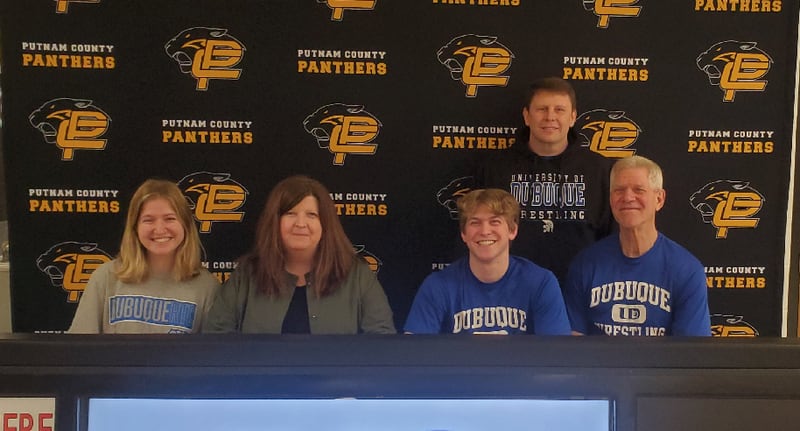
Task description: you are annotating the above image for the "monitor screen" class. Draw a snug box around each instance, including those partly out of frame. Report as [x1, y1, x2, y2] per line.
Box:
[87, 398, 612, 431]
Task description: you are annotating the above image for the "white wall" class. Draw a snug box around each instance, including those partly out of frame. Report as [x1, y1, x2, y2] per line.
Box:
[0, 262, 10, 333]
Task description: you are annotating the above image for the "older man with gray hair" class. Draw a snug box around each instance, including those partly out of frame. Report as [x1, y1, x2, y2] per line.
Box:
[564, 155, 710, 336]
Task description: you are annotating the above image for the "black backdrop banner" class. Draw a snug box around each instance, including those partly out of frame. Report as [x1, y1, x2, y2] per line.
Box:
[1, 0, 797, 335]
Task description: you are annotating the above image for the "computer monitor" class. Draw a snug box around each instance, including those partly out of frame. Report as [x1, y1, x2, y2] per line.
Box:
[86, 397, 612, 431]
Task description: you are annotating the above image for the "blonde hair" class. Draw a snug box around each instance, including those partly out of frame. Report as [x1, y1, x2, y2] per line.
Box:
[457, 188, 520, 232]
[116, 179, 203, 283]
[611, 155, 664, 189]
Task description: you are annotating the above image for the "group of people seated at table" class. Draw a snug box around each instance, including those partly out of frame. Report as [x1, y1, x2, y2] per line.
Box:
[68, 78, 710, 337]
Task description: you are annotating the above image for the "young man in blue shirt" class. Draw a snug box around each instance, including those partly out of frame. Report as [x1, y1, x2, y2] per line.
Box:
[405, 189, 570, 335]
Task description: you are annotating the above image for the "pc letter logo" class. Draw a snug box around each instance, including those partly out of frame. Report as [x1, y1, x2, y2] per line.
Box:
[179, 172, 248, 233]
[318, 0, 376, 21]
[575, 109, 641, 158]
[583, 0, 642, 28]
[438, 34, 513, 98]
[165, 27, 245, 91]
[37, 241, 112, 302]
[303, 103, 381, 166]
[29, 98, 111, 161]
[697, 40, 772, 102]
[690, 180, 764, 239]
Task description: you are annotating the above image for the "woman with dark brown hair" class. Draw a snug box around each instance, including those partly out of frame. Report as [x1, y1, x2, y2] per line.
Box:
[204, 175, 395, 334]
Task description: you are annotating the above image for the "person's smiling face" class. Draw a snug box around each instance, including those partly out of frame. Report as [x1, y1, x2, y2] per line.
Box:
[280, 195, 323, 255]
[137, 197, 185, 259]
[461, 204, 518, 266]
[611, 167, 665, 231]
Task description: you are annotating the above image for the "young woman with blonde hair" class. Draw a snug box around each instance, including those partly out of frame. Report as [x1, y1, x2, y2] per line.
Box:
[68, 179, 218, 333]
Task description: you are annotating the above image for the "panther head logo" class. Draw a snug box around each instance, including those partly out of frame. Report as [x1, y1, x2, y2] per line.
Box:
[178, 172, 248, 233]
[165, 27, 245, 90]
[303, 103, 373, 144]
[30, 98, 93, 144]
[29, 98, 109, 144]
[711, 314, 759, 337]
[437, 176, 475, 220]
[36, 241, 112, 302]
[690, 180, 764, 238]
[696, 40, 772, 102]
[179, 172, 239, 207]
[575, 109, 640, 158]
[437, 34, 512, 80]
[165, 27, 240, 73]
[696, 40, 769, 85]
[690, 180, 762, 223]
[303, 103, 381, 165]
[29, 98, 110, 160]
[437, 34, 513, 97]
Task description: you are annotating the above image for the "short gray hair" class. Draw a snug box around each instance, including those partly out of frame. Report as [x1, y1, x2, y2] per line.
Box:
[611, 155, 663, 189]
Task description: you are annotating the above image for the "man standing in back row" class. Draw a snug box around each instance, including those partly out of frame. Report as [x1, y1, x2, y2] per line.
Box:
[476, 77, 614, 287]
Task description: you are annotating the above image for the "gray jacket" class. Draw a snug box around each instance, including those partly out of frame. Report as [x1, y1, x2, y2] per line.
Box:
[204, 259, 396, 334]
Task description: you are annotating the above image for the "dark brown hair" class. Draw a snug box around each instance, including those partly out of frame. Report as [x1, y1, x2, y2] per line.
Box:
[523, 77, 577, 111]
[248, 175, 355, 297]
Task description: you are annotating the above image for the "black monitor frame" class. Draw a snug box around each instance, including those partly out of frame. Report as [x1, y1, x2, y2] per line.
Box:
[3, 334, 800, 431]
